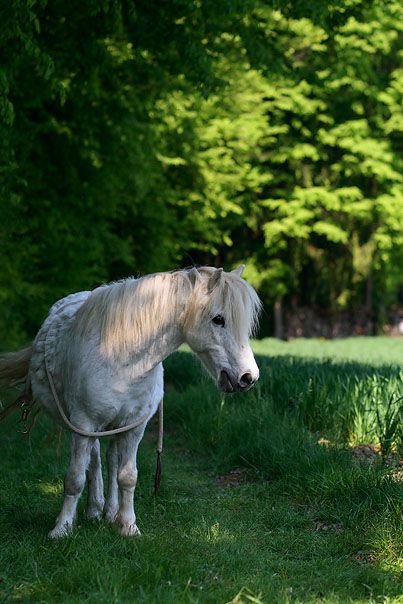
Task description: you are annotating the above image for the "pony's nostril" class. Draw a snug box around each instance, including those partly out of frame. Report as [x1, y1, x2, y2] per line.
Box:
[219, 370, 234, 393]
[239, 372, 253, 388]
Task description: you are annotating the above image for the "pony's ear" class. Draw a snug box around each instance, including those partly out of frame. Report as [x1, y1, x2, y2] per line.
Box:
[187, 267, 199, 287]
[207, 268, 223, 293]
[231, 264, 245, 278]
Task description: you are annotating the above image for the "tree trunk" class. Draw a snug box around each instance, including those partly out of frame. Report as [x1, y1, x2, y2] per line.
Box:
[274, 296, 284, 340]
[365, 270, 374, 335]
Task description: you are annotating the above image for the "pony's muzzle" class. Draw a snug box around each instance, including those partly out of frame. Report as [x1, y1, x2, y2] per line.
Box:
[219, 370, 257, 393]
[218, 370, 235, 393]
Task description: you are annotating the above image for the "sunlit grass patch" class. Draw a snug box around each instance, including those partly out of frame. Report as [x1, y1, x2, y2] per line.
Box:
[252, 337, 403, 367]
[36, 480, 63, 496]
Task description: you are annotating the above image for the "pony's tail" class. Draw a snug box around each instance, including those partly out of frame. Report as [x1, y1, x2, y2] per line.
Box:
[0, 345, 33, 388]
[0, 345, 34, 425]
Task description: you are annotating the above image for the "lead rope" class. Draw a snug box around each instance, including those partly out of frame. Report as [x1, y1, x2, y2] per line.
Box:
[154, 399, 163, 495]
[44, 330, 163, 492]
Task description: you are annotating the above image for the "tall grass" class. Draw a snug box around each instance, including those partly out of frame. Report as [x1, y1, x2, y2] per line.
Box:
[164, 350, 402, 529]
[165, 351, 402, 458]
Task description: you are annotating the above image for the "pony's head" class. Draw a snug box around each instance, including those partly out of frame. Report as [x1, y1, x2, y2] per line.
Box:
[182, 266, 261, 393]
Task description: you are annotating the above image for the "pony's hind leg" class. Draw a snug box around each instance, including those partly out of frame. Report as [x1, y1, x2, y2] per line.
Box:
[86, 439, 104, 520]
[49, 433, 93, 539]
[104, 439, 118, 522]
[114, 427, 145, 537]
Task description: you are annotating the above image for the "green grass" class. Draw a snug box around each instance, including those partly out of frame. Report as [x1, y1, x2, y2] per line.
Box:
[1, 337, 402, 603]
[252, 337, 403, 366]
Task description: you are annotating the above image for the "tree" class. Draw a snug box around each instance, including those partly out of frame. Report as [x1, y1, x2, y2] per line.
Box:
[1, 0, 400, 345]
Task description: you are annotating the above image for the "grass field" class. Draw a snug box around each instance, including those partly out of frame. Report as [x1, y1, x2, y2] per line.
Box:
[0, 337, 402, 603]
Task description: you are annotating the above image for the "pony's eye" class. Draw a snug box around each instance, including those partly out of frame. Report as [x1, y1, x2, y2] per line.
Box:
[212, 315, 225, 327]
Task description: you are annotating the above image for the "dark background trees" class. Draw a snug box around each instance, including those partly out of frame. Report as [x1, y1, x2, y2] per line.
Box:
[1, 0, 402, 346]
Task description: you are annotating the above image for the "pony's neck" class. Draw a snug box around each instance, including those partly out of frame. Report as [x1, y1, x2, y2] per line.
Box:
[127, 320, 184, 378]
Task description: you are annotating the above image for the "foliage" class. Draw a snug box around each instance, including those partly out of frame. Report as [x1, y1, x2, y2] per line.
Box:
[232, 5, 402, 316]
[0, 0, 402, 345]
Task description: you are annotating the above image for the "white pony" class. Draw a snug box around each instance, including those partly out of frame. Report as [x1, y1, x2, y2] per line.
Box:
[0, 266, 260, 538]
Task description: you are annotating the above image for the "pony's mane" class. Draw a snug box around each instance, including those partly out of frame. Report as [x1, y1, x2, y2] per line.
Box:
[73, 267, 261, 358]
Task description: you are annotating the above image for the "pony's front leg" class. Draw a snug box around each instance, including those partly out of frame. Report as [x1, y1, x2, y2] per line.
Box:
[49, 433, 93, 539]
[86, 439, 105, 520]
[114, 427, 145, 537]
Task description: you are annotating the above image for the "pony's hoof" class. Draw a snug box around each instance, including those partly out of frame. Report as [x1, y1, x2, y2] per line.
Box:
[104, 507, 118, 523]
[116, 521, 141, 537]
[86, 494, 105, 520]
[48, 523, 73, 539]
[86, 502, 104, 520]
[120, 523, 141, 537]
